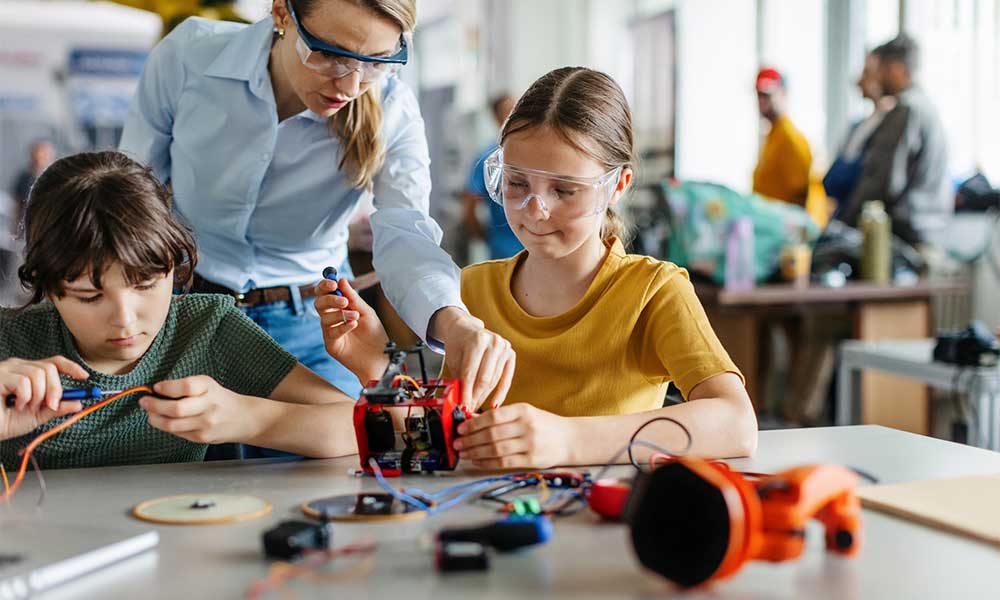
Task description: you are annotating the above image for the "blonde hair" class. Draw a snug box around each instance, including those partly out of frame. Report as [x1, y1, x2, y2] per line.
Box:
[500, 67, 636, 242]
[294, 0, 416, 191]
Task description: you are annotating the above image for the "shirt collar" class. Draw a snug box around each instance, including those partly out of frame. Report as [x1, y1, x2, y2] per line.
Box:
[299, 109, 327, 123]
[204, 18, 274, 100]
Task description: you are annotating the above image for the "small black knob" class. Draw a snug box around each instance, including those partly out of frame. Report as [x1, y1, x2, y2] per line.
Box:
[834, 529, 854, 550]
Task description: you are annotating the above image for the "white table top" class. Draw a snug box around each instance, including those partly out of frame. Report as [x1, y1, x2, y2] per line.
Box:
[6, 425, 1000, 600]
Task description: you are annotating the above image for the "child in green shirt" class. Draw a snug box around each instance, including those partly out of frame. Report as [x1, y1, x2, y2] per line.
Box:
[0, 151, 367, 469]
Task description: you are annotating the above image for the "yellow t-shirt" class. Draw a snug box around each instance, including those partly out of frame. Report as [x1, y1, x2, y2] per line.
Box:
[452, 238, 743, 417]
[752, 114, 813, 206]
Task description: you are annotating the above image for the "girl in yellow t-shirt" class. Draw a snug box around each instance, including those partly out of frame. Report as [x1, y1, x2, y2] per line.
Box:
[317, 67, 757, 468]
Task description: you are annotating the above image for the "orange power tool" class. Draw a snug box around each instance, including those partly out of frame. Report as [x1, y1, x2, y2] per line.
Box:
[625, 458, 862, 588]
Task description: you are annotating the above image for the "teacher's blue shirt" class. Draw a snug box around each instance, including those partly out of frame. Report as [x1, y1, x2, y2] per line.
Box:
[120, 17, 463, 342]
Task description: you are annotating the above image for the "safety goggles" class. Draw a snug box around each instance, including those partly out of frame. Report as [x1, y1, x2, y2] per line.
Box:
[287, 0, 409, 83]
[483, 147, 622, 220]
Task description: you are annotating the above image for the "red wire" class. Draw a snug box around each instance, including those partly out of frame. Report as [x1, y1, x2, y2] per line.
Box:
[245, 540, 377, 600]
[0, 385, 153, 502]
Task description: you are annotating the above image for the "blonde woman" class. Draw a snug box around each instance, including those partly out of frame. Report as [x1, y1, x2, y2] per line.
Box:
[120, 0, 514, 458]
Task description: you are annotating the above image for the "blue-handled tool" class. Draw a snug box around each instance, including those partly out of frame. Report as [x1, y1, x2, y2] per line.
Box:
[4, 386, 122, 408]
[322, 266, 344, 297]
[436, 515, 553, 552]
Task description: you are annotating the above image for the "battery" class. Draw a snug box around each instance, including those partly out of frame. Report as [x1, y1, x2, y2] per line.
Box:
[435, 540, 489, 573]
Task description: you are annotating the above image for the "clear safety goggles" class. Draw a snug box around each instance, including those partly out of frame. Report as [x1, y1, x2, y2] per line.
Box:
[288, 0, 409, 83]
[483, 147, 622, 220]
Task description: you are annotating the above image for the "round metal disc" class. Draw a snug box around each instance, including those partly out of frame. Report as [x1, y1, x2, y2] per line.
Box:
[132, 493, 272, 525]
[302, 493, 426, 522]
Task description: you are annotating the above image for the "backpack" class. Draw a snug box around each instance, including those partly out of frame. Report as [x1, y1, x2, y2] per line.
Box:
[660, 180, 819, 284]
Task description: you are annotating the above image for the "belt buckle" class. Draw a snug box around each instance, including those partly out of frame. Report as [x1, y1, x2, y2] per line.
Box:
[234, 292, 252, 308]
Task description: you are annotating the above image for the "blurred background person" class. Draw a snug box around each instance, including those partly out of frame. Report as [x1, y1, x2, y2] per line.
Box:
[461, 94, 521, 260]
[823, 51, 896, 211]
[751, 68, 813, 207]
[838, 34, 950, 247]
[12, 139, 56, 227]
[2, 139, 56, 304]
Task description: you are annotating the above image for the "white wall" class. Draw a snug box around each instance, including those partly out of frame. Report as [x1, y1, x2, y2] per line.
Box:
[424, 0, 761, 193]
[674, 0, 759, 192]
[759, 0, 828, 165]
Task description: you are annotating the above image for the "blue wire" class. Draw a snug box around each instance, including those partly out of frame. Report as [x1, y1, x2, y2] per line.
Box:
[368, 459, 431, 511]
[406, 475, 515, 502]
[367, 460, 527, 515]
[368, 462, 586, 516]
[431, 479, 516, 513]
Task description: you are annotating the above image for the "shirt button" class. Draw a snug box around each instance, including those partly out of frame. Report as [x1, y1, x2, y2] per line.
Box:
[260, 153, 270, 163]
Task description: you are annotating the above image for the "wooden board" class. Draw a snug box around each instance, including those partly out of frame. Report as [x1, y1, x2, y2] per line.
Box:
[855, 300, 930, 434]
[858, 475, 1000, 546]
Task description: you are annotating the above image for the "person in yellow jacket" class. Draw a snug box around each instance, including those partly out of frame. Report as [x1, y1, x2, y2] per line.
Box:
[752, 68, 813, 208]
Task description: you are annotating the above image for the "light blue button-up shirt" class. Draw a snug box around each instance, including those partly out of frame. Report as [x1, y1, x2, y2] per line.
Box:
[119, 17, 463, 342]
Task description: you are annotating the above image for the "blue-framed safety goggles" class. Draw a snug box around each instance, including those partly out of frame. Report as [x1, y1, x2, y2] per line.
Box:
[287, 0, 409, 82]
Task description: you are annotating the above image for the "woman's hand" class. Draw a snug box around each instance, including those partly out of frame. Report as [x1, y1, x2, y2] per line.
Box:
[314, 277, 390, 383]
[0, 356, 86, 441]
[453, 403, 574, 469]
[140, 376, 257, 445]
[431, 307, 516, 412]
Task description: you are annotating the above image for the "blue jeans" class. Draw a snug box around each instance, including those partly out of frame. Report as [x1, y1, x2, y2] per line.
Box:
[238, 265, 363, 459]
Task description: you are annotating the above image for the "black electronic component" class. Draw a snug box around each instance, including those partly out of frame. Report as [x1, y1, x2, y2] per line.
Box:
[406, 415, 428, 443]
[934, 322, 1000, 366]
[262, 520, 333, 560]
[437, 516, 553, 552]
[436, 541, 489, 573]
[365, 410, 396, 453]
[426, 408, 446, 453]
[451, 406, 467, 431]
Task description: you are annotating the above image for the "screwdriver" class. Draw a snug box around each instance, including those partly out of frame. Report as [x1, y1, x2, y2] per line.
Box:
[436, 515, 553, 552]
[322, 266, 345, 297]
[5, 386, 122, 408]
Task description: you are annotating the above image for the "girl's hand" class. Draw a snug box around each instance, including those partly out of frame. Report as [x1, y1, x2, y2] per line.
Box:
[140, 376, 256, 445]
[453, 403, 574, 469]
[432, 308, 516, 412]
[314, 277, 390, 384]
[0, 356, 87, 441]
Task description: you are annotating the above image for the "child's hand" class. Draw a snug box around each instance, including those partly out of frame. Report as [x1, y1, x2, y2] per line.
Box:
[141, 376, 255, 445]
[0, 356, 87, 440]
[453, 404, 573, 469]
[314, 277, 390, 383]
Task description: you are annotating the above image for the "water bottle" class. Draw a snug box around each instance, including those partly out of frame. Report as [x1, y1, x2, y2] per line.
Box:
[860, 200, 891, 283]
[725, 216, 755, 291]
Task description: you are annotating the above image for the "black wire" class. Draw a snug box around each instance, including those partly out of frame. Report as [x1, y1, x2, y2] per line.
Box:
[477, 474, 589, 518]
[950, 366, 979, 442]
[547, 491, 589, 517]
[479, 479, 535, 503]
[849, 467, 879, 484]
[626, 417, 693, 470]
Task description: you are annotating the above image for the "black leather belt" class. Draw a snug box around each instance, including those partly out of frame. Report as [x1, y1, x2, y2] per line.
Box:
[191, 274, 318, 307]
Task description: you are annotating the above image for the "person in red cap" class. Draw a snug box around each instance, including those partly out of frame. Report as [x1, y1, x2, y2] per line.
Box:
[751, 67, 813, 206]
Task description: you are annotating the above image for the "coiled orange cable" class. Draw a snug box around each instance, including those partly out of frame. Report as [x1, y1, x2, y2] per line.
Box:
[0, 385, 153, 501]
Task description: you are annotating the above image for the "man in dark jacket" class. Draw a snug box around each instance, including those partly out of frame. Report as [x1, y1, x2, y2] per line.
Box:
[839, 34, 950, 246]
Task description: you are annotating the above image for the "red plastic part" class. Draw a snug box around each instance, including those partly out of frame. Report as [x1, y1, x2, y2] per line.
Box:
[354, 377, 464, 475]
[589, 478, 632, 520]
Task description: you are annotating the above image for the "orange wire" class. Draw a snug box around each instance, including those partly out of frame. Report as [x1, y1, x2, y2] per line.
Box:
[0, 463, 8, 494]
[393, 375, 424, 394]
[0, 385, 153, 502]
[245, 540, 377, 600]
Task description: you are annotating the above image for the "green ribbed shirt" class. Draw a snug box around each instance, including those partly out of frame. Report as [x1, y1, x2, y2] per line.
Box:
[0, 294, 297, 469]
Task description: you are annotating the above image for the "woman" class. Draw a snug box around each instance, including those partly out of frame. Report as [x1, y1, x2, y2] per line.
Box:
[119, 0, 514, 437]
